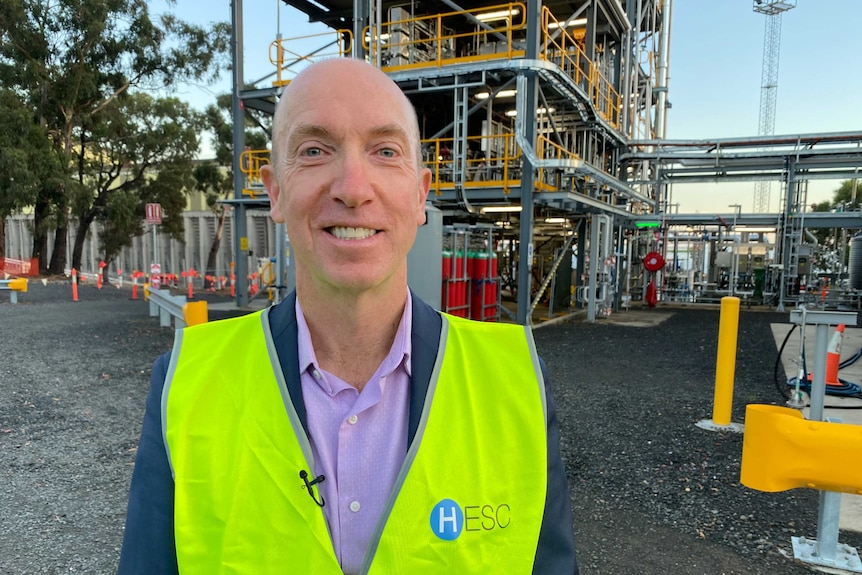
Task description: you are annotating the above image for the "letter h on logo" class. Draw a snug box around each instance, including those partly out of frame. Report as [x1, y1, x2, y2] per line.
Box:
[430, 499, 464, 541]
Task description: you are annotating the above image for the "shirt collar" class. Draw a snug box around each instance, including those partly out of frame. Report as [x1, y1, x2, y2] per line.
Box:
[295, 293, 413, 385]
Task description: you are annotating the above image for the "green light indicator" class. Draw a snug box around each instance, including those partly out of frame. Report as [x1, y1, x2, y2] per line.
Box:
[635, 221, 661, 228]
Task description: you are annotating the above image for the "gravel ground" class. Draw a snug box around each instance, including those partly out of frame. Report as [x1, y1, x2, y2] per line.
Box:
[1, 282, 859, 574]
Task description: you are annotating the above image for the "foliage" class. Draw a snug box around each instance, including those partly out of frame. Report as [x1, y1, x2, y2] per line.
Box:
[68, 92, 203, 268]
[811, 180, 861, 213]
[0, 89, 62, 219]
[193, 93, 270, 280]
[0, 0, 230, 273]
[809, 179, 861, 246]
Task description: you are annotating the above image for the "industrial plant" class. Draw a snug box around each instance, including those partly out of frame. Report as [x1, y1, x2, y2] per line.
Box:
[5, 0, 862, 322]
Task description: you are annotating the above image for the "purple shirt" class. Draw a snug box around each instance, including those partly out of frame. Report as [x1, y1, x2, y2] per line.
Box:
[295, 297, 411, 575]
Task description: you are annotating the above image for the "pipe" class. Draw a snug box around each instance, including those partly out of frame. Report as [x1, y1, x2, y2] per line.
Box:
[654, 0, 673, 140]
[630, 130, 862, 149]
[513, 77, 651, 204]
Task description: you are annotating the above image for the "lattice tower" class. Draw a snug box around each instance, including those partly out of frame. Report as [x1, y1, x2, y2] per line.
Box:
[752, 0, 796, 213]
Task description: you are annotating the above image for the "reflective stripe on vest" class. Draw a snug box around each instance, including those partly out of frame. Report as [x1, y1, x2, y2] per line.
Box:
[163, 309, 547, 574]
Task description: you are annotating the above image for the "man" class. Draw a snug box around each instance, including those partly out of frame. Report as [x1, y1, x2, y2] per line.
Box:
[118, 58, 577, 574]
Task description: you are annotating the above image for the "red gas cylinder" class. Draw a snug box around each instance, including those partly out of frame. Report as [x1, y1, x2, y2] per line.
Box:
[473, 252, 489, 280]
[490, 253, 498, 278]
[442, 250, 452, 280]
[454, 250, 465, 279]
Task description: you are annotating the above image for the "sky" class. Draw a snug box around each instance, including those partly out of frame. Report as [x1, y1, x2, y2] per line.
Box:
[149, 0, 862, 215]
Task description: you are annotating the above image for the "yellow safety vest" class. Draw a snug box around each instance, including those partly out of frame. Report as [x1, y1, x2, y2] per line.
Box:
[163, 309, 547, 574]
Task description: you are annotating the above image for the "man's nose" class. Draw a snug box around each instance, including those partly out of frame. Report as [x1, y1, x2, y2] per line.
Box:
[330, 153, 375, 207]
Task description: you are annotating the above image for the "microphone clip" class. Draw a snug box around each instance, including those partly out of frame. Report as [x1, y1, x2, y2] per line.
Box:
[299, 470, 326, 507]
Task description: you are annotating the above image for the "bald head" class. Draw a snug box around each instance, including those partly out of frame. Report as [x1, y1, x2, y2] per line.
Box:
[271, 59, 423, 173]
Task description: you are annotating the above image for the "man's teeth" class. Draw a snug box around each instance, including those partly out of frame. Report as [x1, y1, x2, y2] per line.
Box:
[329, 226, 377, 240]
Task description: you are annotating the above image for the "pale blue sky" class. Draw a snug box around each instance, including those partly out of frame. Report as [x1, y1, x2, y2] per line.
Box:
[151, 0, 862, 213]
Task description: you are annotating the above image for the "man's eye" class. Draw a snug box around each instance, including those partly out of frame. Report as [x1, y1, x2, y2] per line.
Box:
[379, 148, 397, 158]
[302, 147, 322, 157]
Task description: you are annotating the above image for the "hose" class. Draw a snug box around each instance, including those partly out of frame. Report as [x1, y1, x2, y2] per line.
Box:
[773, 323, 862, 408]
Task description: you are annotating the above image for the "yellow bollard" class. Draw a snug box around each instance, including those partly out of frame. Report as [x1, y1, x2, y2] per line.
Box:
[712, 296, 740, 426]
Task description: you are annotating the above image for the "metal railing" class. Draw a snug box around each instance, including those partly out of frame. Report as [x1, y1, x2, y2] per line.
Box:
[270, 29, 353, 87]
[540, 8, 620, 128]
[351, 3, 621, 128]
[147, 287, 208, 329]
[237, 129, 584, 197]
[239, 148, 271, 197]
[363, 3, 527, 70]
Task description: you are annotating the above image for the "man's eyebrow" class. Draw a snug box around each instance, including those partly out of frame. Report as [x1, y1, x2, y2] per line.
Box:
[285, 124, 333, 153]
[369, 124, 410, 143]
[284, 123, 411, 153]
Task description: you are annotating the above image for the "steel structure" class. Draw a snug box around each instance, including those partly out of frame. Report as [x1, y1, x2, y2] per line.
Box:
[226, 0, 862, 319]
[228, 0, 670, 323]
[752, 0, 796, 213]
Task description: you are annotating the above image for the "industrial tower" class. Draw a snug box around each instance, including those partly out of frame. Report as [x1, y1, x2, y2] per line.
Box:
[752, 0, 796, 213]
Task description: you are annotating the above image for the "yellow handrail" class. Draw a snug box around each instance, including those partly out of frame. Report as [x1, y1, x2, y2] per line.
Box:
[362, 3, 527, 71]
[274, 7, 621, 129]
[239, 149, 270, 196]
[270, 30, 353, 87]
[421, 134, 524, 195]
[540, 7, 620, 128]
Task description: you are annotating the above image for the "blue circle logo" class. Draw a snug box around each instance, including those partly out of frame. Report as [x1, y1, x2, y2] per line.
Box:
[430, 499, 463, 540]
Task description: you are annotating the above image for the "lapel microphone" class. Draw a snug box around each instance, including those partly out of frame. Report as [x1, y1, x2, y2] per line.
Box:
[299, 470, 326, 507]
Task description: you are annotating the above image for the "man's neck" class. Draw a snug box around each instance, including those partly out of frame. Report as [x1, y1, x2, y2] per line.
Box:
[297, 283, 408, 391]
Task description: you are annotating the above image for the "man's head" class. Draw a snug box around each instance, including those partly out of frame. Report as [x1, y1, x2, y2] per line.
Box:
[261, 58, 431, 298]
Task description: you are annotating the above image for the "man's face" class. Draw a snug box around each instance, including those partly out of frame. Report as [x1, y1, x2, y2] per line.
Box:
[262, 61, 431, 296]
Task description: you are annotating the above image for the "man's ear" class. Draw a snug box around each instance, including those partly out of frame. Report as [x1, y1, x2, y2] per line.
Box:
[416, 168, 432, 226]
[261, 165, 284, 223]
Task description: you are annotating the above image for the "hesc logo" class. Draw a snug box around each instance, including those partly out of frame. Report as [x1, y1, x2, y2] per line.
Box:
[429, 499, 511, 540]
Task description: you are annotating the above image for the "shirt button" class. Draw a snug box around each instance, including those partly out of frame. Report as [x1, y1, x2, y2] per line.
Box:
[347, 414, 358, 425]
[349, 500, 361, 513]
[312, 369, 322, 379]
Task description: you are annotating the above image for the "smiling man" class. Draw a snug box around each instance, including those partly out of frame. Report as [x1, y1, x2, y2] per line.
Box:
[117, 58, 577, 575]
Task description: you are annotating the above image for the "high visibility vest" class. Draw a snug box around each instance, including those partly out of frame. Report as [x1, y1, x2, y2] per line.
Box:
[164, 309, 547, 574]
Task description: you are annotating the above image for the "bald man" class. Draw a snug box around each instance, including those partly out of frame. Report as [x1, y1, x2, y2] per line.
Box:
[118, 58, 577, 575]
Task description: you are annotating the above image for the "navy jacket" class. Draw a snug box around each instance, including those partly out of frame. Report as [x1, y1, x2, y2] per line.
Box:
[117, 292, 577, 574]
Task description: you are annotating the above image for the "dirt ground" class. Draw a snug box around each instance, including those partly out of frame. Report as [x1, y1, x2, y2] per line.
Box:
[1, 282, 860, 574]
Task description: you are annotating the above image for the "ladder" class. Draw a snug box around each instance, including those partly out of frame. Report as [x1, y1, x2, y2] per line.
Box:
[451, 86, 469, 189]
[780, 179, 808, 303]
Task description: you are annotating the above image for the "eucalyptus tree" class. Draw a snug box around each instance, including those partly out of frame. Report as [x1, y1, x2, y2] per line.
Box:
[0, 88, 62, 264]
[71, 92, 203, 274]
[0, 0, 230, 274]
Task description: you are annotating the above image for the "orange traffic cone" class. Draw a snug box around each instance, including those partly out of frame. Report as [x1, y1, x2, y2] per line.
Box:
[825, 324, 845, 386]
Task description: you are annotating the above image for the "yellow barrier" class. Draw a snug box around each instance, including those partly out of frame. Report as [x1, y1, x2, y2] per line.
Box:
[182, 301, 208, 327]
[741, 404, 862, 494]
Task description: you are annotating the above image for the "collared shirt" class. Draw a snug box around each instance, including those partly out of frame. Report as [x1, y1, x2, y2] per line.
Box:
[295, 296, 412, 575]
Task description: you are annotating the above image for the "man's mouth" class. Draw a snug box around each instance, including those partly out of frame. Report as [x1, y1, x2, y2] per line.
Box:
[327, 226, 379, 240]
